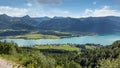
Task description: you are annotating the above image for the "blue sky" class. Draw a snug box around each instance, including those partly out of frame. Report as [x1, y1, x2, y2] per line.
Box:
[0, 0, 120, 17]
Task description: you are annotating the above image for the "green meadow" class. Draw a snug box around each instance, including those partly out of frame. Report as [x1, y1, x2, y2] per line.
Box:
[15, 33, 60, 39]
[34, 44, 80, 51]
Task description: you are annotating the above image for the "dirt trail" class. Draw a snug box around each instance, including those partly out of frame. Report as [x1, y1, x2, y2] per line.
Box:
[0, 58, 23, 68]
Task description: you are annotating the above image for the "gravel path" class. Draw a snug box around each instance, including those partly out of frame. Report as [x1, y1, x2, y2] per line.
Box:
[0, 58, 23, 68]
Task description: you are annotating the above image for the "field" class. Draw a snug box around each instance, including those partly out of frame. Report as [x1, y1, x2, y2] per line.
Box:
[15, 33, 60, 39]
[34, 44, 80, 51]
[0, 30, 75, 39]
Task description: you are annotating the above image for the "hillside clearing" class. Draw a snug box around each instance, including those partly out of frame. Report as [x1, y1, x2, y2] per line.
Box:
[0, 58, 24, 68]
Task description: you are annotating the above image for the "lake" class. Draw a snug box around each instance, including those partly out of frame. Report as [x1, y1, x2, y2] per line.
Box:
[0, 34, 120, 46]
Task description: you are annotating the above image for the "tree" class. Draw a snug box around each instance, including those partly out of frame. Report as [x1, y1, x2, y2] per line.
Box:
[97, 56, 120, 68]
[0, 41, 18, 55]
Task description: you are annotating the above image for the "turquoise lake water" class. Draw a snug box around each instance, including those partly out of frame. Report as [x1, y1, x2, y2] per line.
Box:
[0, 34, 120, 46]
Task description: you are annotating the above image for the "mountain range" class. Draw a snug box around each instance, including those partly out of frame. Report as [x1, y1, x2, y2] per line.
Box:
[0, 14, 120, 34]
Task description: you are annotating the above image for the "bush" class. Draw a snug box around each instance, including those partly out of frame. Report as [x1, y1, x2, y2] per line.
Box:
[0, 41, 18, 55]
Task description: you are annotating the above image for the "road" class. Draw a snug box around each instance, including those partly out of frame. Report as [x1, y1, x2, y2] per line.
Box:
[0, 58, 23, 68]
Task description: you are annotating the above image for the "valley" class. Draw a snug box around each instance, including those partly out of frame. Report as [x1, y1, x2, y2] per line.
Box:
[0, 14, 120, 36]
[0, 0, 120, 68]
[0, 15, 120, 68]
[0, 30, 77, 39]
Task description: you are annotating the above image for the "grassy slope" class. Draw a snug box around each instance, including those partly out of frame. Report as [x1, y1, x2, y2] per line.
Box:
[0, 57, 24, 68]
[34, 45, 80, 51]
[85, 45, 95, 50]
[0, 44, 81, 68]
[0, 54, 25, 67]
[15, 34, 60, 39]
[0, 30, 77, 39]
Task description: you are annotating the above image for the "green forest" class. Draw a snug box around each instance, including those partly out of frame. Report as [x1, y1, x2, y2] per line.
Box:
[0, 41, 120, 68]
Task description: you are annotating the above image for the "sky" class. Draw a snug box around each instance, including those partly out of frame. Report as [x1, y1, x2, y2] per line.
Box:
[0, 0, 120, 18]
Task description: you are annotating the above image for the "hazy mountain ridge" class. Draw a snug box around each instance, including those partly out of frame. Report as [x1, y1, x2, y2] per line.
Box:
[39, 16, 120, 34]
[0, 14, 37, 30]
[0, 14, 120, 34]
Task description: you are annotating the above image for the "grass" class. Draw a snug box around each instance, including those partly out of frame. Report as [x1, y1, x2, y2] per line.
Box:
[85, 45, 95, 50]
[15, 33, 60, 39]
[54, 31, 71, 34]
[0, 54, 25, 68]
[0, 54, 26, 65]
[0, 45, 80, 64]
[34, 45, 80, 51]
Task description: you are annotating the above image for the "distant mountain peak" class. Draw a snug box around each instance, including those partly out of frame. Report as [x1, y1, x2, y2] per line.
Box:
[44, 16, 50, 19]
[0, 14, 9, 17]
[1, 14, 7, 16]
[22, 15, 31, 19]
[53, 16, 64, 19]
[0, 14, 11, 19]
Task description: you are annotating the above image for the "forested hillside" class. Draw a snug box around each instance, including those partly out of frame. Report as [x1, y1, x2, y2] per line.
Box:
[0, 41, 120, 68]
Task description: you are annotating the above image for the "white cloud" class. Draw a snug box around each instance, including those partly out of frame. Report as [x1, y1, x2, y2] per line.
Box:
[1, 5, 119, 18]
[0, 6, 28, 17]
[0, 5, 78, 17]
[28, 7, 80, 18]
[46, 9, 80, 18]
[47, 9, 71, 17]
[0, 6, 75, 17]
[27, 3, 32, 7]
[84, 6, 120, 17]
